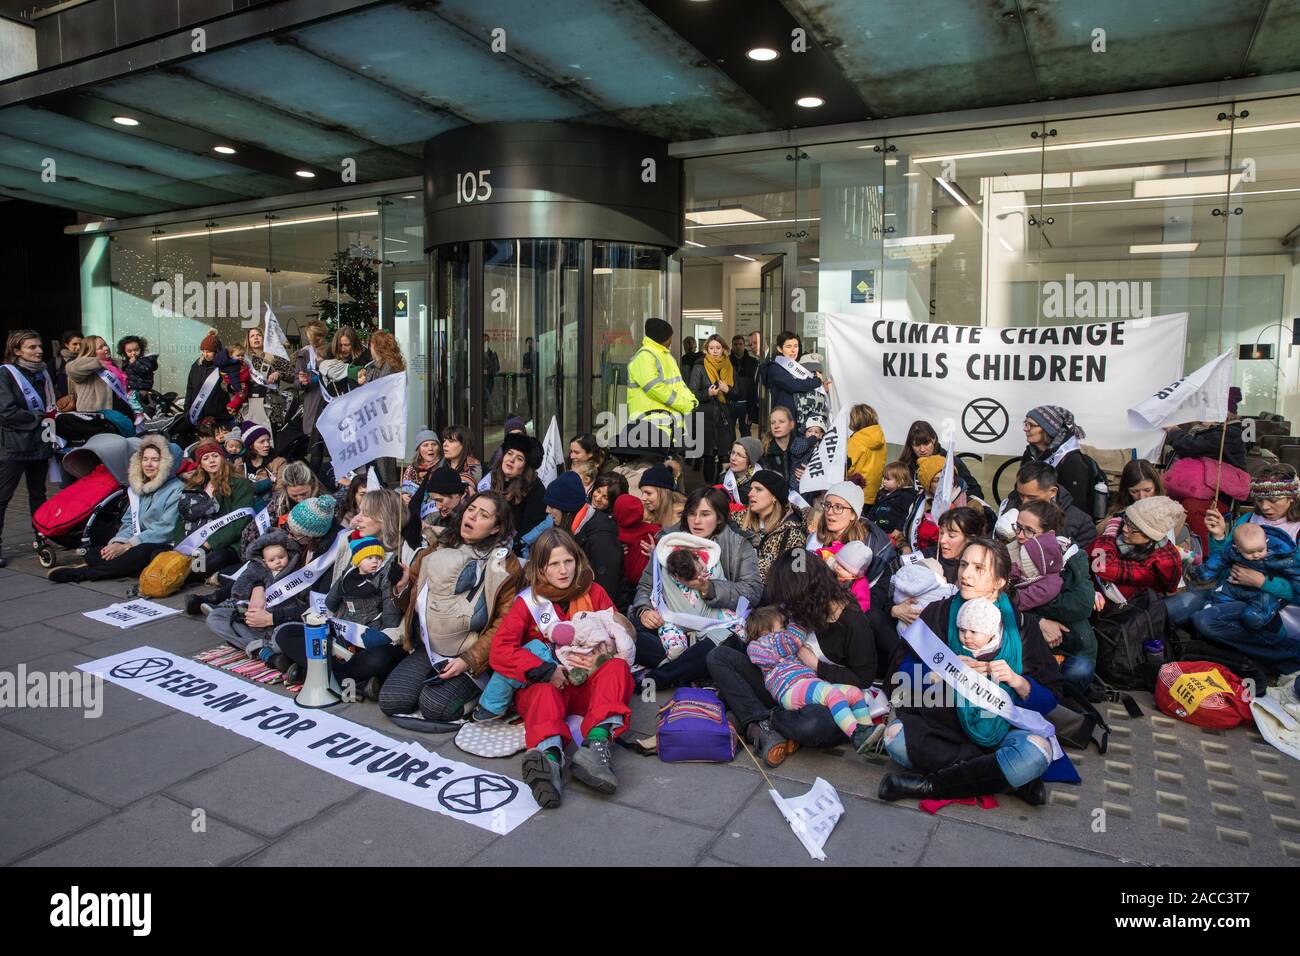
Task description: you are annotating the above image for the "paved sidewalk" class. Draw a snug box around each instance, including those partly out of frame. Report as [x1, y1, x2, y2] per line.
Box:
[2, 498, 1296, 866]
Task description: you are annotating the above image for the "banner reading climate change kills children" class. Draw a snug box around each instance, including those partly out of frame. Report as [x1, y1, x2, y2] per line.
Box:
[826, 312, 1189, 457]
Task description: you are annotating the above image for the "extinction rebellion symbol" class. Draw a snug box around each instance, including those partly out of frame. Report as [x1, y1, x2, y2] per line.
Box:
[438, 773, 519, 814]
[109, 657, 174, 680]
[962, 398, 1009, 444]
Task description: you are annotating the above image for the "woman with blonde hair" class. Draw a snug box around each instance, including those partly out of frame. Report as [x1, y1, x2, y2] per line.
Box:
[65, 334, 131, 415]
[362, 330, 407, 484]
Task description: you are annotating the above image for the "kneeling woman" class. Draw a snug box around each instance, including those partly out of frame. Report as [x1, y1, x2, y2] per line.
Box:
[491, 528, 635, 808]
[879, 538, 1074, 806]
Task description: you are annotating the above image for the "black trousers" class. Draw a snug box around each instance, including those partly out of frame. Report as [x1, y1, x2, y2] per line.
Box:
[69, 541, 170, 582]
[706, 643, 844, 748]
[0, 458, 48, 547]
[634, 618, 744, 689]
[377, 650, 482, 722]
[184, 545, 239, 583]
[275, 623, 406, 684]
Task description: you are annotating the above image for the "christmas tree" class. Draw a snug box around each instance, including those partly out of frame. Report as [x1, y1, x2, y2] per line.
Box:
[315, 245, 379, 340]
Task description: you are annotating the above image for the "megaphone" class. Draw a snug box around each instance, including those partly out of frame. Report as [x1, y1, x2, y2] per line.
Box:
[296, 612, 342, 709]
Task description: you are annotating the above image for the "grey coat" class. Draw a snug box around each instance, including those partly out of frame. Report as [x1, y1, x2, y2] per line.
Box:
[630, 520, 762, 617]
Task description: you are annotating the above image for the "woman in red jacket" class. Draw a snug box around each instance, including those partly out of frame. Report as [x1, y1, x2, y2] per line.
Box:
[489, 527, 635, 809]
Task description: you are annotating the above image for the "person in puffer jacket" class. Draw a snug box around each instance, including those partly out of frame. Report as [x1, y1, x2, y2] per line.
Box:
[1008, 531, 1065, 612]
[1192, 521, 1300, 630]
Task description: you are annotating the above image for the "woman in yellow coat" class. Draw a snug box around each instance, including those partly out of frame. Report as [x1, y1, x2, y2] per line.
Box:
[846, 404, 887, 504]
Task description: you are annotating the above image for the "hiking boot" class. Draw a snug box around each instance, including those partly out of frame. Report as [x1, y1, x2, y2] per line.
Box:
[472, 703, 503, 722]
[284, 663, 306, 684]
[852, 722, 886, 755]
[571, 738, 618, 793]
[1012, 780, 1048, 806]
[747, 719, 797, 768]
[521, 749, 563, 808]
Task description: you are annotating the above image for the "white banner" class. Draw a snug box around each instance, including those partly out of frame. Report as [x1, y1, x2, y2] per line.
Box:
[79, 647, 539, 832]
[263, 529, 349, 607]
[1127, 349, 1234, 435]
[722, 468, 741, 505]
[538, 416, 564, 487]
[768, 777, 843, 861]
[316, 372, 408, 477]
[187, 368, 221, 424]
[263, 303, 291, 360]
[800, 403, 851, 495]
[827, 312, 1189, 456]
[82, 600, 180, 630]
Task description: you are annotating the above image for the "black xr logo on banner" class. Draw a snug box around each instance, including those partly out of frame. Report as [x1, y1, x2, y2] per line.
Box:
[438, 774, 519, 814]
[962, 398, 1009, 444]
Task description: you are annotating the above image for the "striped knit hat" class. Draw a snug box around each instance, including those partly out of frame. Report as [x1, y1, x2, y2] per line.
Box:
[1251, 471, 1300, 500]
[287, 495, 336, 539]
[349, 532, 385, 567]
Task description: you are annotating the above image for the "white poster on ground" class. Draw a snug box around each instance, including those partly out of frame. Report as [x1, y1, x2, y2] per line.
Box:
[825, 312, 1188, 457]
[82, 600, 181, 630]
[316, 372, 408, 477]
[79, 646, 539, 833]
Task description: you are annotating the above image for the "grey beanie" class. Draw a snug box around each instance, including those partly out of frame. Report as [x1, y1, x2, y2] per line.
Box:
[414, 428, 439, 448]
[736, 436, 764, 468]
[243, 528, 301, 563]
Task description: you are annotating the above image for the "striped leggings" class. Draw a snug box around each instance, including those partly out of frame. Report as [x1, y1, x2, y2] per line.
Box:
[779, 679, 884, 740]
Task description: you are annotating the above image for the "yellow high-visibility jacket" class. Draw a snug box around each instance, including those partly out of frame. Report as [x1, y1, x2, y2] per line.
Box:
[626, 336, 697, 433]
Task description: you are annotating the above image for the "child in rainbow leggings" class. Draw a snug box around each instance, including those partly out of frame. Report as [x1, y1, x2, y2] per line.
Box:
[744, 606, 888, 754]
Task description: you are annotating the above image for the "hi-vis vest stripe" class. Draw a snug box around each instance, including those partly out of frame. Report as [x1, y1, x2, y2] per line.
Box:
[627, 347, 685, 419]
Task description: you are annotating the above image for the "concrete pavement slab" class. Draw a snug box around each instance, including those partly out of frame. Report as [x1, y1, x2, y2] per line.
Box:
[0, 585, 112, 630]
[0, 622, 91, 667]
[604, 750, 764, 829]
[15, 794, 266, 867]
[0, 725, 59, 778]
[0, 647, 98, 714]
[0, 771, 112, 865]
[1, 679, 170, 748]
[919, 817, 1129, 867]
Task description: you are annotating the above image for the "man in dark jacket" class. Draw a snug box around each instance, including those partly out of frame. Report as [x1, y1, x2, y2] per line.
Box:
[999, 460, 1096, 548]
[0, 330, 56, 567]
[729, 335, 758, 439]
[1164, 420, 1248, 472]
[544, 472, 624, 605]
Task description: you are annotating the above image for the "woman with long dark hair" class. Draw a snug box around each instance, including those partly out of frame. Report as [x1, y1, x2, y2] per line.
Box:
[899, 420, 984, 500]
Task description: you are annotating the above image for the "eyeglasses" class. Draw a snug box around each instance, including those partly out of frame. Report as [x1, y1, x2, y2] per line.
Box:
[1012, 522, 1039, 536]
[1121, 518, 1146, 537]
[824, 502, 854, 515]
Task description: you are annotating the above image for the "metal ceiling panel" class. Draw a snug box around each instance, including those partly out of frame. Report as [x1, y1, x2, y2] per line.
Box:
[0, 162, 177, 216]
[1242, 0, 1300, 75]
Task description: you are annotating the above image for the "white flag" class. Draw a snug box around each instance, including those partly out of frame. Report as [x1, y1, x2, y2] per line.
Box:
[538, 416, 565, 487]
[799, 403, 851, 495]
[722, 468, 741, 505]
[930, 441, 956, 520]
[316, 372, 408, 477]
[1127, 350, 1234, 433]
[768, 777, 844, 861]
[263, 303, 291, 360]
[366, 466, 381, 491]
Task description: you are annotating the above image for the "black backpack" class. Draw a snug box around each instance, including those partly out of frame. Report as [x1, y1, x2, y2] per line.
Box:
[1094, 589, 1167, 691]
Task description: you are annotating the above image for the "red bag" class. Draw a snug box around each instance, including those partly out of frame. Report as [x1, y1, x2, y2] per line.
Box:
[1155, 660, 1255, 729]
[33, 465, 121, 537]
[1163, 457, 1250, 502]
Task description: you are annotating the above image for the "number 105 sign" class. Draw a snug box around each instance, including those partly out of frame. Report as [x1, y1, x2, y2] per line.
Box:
[456, 169, 492, 204]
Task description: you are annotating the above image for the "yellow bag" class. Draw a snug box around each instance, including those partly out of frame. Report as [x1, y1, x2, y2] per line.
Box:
[138, 550, 193, 598]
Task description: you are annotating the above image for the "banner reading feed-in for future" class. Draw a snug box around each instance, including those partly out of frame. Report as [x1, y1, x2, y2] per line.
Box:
[826, 312, 1189, 457]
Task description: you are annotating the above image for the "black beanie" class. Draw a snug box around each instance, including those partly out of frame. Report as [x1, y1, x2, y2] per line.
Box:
[425, 465, 466, 495]
[750, 469, 789, 506]
[644, 318, 673, 345]
[502, 431, 542, 470]
[639, 463, 677, 492]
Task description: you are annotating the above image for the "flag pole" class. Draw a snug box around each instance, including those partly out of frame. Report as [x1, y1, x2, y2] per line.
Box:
[1211, 416, 1229, 503]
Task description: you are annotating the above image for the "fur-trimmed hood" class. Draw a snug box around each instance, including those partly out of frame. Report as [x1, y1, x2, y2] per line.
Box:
[128, 434, 182, 494]
[243, 528, 302, 564]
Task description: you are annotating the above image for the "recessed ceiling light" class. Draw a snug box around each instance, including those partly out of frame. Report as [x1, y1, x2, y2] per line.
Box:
[213, 145, 236, 155]
[112, 116, 139, 126]
[796, 96, 824, 108]
[685, 205, 766, 225]
[747, 47, 779, 61]
[1129, 242, 1199, 254]
[295, 170, 316, 179]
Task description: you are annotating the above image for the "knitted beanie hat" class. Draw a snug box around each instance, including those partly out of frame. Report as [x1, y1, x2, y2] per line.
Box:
[957, 597, 1003, 640]
[349, 531, 384, 567]
[736, 436, 764, 468]
[750, 469, 789, 506]
[200, 330, 220, 352]
[1125, 495, 1185, 542]
[644, 318, 673, 344]
[917, 454, 947, 493]
[425, 465, 466, 496]
[1251, 470, 1300, 501]
[639, 463, 677, 492]
[834, 540, 873, 576]
[1026, 404, 1086, 443]
[504, 415, 526, 434]
[287, 494, 337, 539]
[414, 428, 439, 449]
[825, 480, 865, 518]
[544, 471, 587, 513]
[194, 441, 223, 462]
[241, 424, 271, 452]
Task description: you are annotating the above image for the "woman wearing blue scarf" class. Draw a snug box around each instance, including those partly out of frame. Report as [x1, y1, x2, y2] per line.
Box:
[878, 537, 1077, 805]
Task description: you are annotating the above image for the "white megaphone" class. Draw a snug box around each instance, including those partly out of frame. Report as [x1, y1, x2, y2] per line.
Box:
[296, 611, 342, 709]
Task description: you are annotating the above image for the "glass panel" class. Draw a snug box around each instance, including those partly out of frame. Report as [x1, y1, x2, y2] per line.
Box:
[390, 277, 429, 453]
[592, 242, 666, 426]
[1225, 96, 1300, 419]
[683, 147, 802, 251]
[333, 199, 383, 336]
[381, 192, 425, 265]
[434, 242, 470, 433]
[482, 239, 583, 449]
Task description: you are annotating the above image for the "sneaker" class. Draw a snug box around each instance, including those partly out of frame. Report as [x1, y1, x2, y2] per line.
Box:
[851, 722, 886, 755]
[363, 676, 383, 703]
[521, 749, 563, 808]
[47, 567, 79, 583]
[747, 719, 797, 768]
[184, 594, 204, 616]
[570, 738, 618, 793]
[472, 704, 503, 722]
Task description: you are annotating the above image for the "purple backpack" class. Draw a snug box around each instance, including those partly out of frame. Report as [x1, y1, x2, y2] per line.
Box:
[656, 687, 736, 763]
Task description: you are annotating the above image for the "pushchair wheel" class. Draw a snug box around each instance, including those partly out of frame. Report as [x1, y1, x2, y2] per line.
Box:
[38, 548, 57, 569]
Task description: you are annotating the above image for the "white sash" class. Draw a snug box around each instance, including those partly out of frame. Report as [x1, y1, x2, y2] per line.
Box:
[127, 488, 142, 538]
[188, 367, 220, 424]
[253, 506, 272, 535]
[774, 354, 814, 380]
[900, 617, 1063, 760]
[476, 472, 492, 493]
[263, 529, 349, 607]
[246, 355, 282, 392]
[414, 582, 491, 689]
[1046, 435, 1081, 469]
[98, 369, 131, 406]
[307, 592, 371, 648]
[517, 587, 561, 635]
[175, 507, 255, 556]
[308, 347, 336, 405]
[651, 557, 738, 636]
[722, 469, 742, 505]
[4, 364, 52, 412]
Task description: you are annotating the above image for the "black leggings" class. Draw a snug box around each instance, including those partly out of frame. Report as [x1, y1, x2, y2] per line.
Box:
[184, 545, 240, 583]
[634, 619, 743, 689]
[706, 643, 844, 748]
[274, 623, 405, 684]
[74, 541, 171, 581]
[378, 651, 482, 722]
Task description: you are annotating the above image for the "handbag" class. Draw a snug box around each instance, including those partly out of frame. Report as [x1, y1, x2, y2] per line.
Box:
[1163, 456, 1251, 502]
[656, 687, 736, 762]
[139, 550, 194, 598]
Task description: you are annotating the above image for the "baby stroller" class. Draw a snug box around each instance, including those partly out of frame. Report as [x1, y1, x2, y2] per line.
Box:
[32, 433, 133, 569]
[137, 389, 187, 443]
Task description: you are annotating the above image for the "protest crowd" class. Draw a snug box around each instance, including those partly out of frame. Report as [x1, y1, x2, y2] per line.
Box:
[3, 317, 1298, 813]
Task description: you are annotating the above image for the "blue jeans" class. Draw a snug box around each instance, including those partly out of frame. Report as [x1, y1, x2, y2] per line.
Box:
[884, 721, 1051, 788]
[478, 639, 553, 716]
[1191, 604, 1300, 671]
[1059, 654, 1096, 695]
[1165, 590, 1210, 627]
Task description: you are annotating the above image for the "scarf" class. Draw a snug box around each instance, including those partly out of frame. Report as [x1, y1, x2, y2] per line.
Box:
[947, 593, 1023, 747]
[532, 565, 595, 606]
[702, 353, 733, 404]
[16, 358, 45, 373]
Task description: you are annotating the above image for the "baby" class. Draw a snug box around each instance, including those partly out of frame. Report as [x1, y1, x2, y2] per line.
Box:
[957, 597, 1005, 662]
[744, 606, 888, 754]
[474, 608, 635, 721]
[819, 540, 873, 612]
[658, 547, 747, 659]
[222, 427, 244, 460]
[867, 461, 919, 547]
[1008, 531, 1065, 612]
[323, 533, 401, 658]
[1193, 521, 1298, 629]
[891, 559, 957, 635]
[228, 530, 301, 658]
